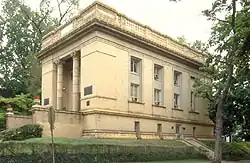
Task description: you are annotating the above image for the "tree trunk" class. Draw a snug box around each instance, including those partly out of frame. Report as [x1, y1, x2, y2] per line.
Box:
[213, 0, 237, 162]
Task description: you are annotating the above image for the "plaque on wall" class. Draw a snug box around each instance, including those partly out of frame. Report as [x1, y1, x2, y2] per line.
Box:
[84, 85, 93, 96]
[44, 98, 50, 105]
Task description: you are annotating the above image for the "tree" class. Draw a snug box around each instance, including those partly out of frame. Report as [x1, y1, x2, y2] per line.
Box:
[40, 0, 79, 26]
[0, 0, 79, 97]
[191, 40, 209, 53]
[176, 35, 190, 46]
[195, 0, 250, 162]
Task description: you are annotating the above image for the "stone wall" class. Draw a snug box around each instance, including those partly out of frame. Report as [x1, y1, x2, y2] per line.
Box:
[33, 108, 84, 138]
[5, 114, 33, 129]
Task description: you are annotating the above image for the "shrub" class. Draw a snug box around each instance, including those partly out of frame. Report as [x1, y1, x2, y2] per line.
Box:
[0, 142, 206, 163]
[201, 140, 250, 161]
[0, 124, 43, 141]
[0, 94, 33, 116]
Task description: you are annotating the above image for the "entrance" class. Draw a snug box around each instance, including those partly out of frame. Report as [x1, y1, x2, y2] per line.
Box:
[176, 124, 181, 139]
[193, 127, 196, 138]
[135, 121, 141, 139]
[157, 124, 163, 139]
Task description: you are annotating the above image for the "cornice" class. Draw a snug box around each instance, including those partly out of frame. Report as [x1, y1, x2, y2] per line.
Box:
[38, 1, 206, 67]
[38, 20, 202, 68]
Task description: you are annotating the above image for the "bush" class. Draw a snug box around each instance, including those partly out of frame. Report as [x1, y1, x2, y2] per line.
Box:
[0, 94, 33, 116]
[201, 140, 250, 161]
[0, 124, 43, 141]
[0, 142, 206, 163]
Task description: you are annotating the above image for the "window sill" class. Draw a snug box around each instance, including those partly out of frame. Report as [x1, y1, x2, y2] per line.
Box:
[172, 108, 183, 112]
[189, 111, 200, 115]
[128, 100, 145, 105]
[130, 72, 140, 76]
[152, 104, 166, 109]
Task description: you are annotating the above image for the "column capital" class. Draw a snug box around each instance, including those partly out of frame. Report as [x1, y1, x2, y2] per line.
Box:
[54, 59, 65, 65]
[71, 51, 80, 58]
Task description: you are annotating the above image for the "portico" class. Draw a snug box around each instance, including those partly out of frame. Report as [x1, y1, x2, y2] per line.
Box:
[55, 51, 80, 111]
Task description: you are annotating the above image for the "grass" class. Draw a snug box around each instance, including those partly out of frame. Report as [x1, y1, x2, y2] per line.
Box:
[128, 159, 209, 163]
[24, 137, 185, 146]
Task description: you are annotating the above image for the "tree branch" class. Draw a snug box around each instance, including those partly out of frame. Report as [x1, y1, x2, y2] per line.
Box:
[58, 3, 73, 25]
[20, 6, 42, 35]
[56, 0, 63, 20]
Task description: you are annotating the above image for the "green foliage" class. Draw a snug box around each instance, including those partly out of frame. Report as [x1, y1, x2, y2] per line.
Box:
[0, 124, 43, 142]
[201, 140, 250, 161]
[194, 1, 250, 140]
[0, 94, 33, 115]
[0, 110, 6, 132]
[0, 142, 206, 162]
[0, 0, 79, 97]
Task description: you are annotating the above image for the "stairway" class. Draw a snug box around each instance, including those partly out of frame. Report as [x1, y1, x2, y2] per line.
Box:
[181, 138, 214, 160]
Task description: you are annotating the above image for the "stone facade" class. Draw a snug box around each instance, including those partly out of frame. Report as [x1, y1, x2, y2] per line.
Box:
[37, 1, 214, 139]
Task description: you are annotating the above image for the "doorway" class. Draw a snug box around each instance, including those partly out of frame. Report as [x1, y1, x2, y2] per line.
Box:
[193, 127, 196, 138]
[135, 121, 141, 139]
[176, 124, 181, 139]
[157, 124, 163, 140]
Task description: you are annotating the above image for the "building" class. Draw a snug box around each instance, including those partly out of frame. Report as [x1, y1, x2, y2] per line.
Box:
[37, 1, 214, 139]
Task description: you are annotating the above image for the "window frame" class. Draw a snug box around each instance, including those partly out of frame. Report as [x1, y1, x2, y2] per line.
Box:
[174, 93, 180, 108]
[174, 71, 181, 86]
[154, 89, 161, 105]
[131, 83, 139, 101]
[130, 57, 140, 74]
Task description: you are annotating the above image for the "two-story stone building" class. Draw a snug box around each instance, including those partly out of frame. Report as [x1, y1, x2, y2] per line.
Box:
[37, 1, 214, 139]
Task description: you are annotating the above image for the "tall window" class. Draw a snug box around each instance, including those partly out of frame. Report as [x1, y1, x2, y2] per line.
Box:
[190, 91, 194, 110]
[131, 83, 139, 101]
[154, 66, 162, 80]
[174, 71, 181, 86]
[154, 89, 161, 105]
[131, 57, 140, 73]
[174, 93, 180, 108]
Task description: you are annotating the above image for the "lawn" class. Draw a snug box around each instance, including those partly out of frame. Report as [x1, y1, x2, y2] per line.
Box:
[24, 137, 185, 146]
[128, 159, 209, 163]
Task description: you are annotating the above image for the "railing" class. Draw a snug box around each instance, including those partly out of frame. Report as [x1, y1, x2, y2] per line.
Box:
[41, 2, 204, 63]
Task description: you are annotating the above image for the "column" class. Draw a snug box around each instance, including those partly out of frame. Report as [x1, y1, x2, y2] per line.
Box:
[56, 60, 64, 110]
[72, 51, 80, 111]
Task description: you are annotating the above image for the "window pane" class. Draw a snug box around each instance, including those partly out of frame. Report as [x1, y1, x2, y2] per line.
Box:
[131, 84, 133, 97]
[134, 62, 137, 73]
[131, 60, 133, 72]
[134, 85, 137, 97]
[191, 91, 193, 109]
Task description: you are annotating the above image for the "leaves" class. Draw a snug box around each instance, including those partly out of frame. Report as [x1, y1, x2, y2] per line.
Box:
[196, 0, 250, 142]
[0, 0, 79, 97]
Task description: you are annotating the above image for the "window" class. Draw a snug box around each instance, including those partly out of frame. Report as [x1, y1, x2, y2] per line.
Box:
[131, 57, 140, 73]
[174, 93, 180, 108]
[154, 89, 161, 105]
[191, 91, 194, 110]
[154, 65, 163, 80]
[157, 124, 163, 139]
[135, 121, 141, 139]
[174, 71, 181, 86]
[131, 83, 139, 101]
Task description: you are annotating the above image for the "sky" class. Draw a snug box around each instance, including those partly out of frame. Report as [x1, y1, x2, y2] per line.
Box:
[25, 0, 213, 43]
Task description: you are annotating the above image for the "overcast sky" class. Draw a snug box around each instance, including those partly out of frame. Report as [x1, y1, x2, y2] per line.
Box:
[25, 0, 213, 43]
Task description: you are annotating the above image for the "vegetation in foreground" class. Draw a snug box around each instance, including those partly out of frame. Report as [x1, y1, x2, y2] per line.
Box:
[0, 141, 205, 163]
[201, 140, 250, 161]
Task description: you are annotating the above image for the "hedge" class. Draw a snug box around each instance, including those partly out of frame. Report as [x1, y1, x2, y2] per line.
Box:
[0, 124, 43, 141]
[201, 140, 250, 161]
[0, 142, 207, 163]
